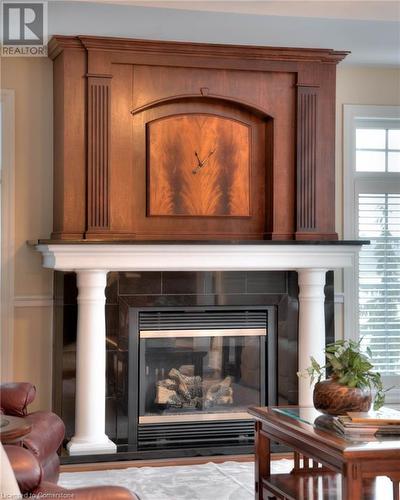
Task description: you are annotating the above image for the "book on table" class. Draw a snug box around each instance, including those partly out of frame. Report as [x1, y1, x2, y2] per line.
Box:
[347, 407, 400, 425]
[333, 407, 400, 437]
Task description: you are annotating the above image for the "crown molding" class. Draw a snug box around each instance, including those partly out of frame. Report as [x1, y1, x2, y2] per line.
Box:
[47, 35, 349, 64]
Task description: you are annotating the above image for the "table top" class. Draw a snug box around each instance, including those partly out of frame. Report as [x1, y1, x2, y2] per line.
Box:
[0, 415, 32, 443]
[249, 406, 400, 456]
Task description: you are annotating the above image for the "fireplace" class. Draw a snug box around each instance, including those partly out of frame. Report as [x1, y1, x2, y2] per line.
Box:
[38, 244, 363, 460]
[131, 307, 276, 449]
[36, 36, 362, 459]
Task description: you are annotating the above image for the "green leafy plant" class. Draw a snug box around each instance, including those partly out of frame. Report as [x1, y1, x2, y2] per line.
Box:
[299, 339, 393, 410]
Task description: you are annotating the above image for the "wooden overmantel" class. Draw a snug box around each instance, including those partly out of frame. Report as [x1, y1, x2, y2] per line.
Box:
[49, 35, 348, 242]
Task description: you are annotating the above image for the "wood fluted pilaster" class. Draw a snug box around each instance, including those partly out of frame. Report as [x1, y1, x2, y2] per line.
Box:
[296, 86, 318, 237]
[86, 76, 111, 236]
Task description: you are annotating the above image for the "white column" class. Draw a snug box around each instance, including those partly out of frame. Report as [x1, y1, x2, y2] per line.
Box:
[297, 269, 327, 407]
[67, 270, 117, 455]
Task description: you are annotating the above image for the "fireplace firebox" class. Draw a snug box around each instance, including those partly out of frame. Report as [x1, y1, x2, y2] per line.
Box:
[130, 307, 276, 450]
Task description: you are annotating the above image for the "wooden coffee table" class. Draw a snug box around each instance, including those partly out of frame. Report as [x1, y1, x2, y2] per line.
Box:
[249, 406, 400, 500]
[0, 415, 32, 444]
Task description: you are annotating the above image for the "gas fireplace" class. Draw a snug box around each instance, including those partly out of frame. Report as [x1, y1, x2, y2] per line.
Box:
[132, 307, 276, 449]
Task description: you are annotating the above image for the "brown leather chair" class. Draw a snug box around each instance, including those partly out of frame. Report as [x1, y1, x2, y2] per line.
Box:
[5, 445, 138, 499]
[0, 382, 65, 482]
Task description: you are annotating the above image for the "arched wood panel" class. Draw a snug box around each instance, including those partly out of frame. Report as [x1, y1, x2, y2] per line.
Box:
[130, 99, 271, 239]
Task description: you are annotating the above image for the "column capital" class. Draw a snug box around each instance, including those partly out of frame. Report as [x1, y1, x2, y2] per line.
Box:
[297, 268, 328, 284]
[76, 269, 108, 282]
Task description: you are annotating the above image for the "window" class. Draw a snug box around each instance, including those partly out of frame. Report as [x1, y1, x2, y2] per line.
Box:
[356, 127, 400, 172]
[344, 105, 400, 399]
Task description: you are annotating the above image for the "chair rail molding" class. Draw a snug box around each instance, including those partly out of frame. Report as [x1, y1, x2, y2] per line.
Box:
[14, 295, 54, 307]
[1, 89, 15, 382]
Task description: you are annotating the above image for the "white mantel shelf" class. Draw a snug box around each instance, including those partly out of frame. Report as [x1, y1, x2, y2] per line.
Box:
[35, 241, 365, 272]
[35, 239, 366, 456]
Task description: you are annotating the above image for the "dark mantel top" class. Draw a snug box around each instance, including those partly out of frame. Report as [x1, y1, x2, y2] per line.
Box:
[33, 239, 369, 246]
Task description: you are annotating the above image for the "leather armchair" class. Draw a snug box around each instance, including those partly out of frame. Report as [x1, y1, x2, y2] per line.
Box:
[0, 382, 65, 482]
[5, 445, 138, 499]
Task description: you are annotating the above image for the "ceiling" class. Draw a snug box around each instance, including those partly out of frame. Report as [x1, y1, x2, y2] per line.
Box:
[51, 1, 400, 66]
[119, 1, 400, 22]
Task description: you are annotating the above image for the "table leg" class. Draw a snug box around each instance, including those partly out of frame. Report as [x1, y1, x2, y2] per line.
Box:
[391, 478, 399, 500]
[342, 463, 362, 500]
[255, 420, 270, 500]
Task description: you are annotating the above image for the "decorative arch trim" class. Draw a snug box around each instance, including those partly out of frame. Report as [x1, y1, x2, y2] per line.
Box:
[131, 92, 274, 119]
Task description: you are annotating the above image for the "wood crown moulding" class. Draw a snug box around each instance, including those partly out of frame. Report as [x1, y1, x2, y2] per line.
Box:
[47, 35, 349, 63]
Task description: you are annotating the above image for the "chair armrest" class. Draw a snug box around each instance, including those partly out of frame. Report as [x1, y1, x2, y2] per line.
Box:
[0, 383, 36, 416]
[35, 482, 139, 499]
[4, 445, 42, 494]
[24, 411, 65, 461]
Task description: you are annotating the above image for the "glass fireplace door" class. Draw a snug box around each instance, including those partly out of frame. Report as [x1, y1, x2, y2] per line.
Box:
[138, 313, 266, 424]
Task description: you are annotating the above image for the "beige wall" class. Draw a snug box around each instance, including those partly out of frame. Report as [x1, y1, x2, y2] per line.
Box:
[1, 57, 53, 410]
[2, 59, 399, 410]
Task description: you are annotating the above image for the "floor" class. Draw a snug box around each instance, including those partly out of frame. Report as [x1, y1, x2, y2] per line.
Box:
[59, 459, 293, 499]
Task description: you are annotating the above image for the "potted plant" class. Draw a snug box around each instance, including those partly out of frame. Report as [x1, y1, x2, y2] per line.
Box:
[299, 339, 390, 415]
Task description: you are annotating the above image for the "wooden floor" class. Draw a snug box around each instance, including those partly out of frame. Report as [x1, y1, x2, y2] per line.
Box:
[60, 453, 292, 473]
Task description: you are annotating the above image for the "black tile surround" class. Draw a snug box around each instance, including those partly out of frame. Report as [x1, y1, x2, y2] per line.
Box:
[53, 270, 334, 460]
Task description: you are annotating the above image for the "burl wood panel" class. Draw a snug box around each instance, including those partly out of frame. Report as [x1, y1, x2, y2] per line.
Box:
[148, 114, 250, 217]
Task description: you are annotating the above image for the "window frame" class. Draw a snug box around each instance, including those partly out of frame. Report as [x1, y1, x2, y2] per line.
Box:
[343, 104, 400, 403]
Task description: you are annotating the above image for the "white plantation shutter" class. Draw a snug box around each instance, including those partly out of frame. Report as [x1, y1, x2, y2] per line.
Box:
[358, 193, 400, 375]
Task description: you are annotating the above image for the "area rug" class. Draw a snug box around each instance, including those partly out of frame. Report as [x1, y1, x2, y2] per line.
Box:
[59, 459, 293, 500]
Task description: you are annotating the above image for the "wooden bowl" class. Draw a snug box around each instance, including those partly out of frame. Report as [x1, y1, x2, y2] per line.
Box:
[313, 379, 372, 416]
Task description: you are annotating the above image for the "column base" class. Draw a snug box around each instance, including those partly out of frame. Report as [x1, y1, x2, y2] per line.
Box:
[67, 437, 117, 456]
